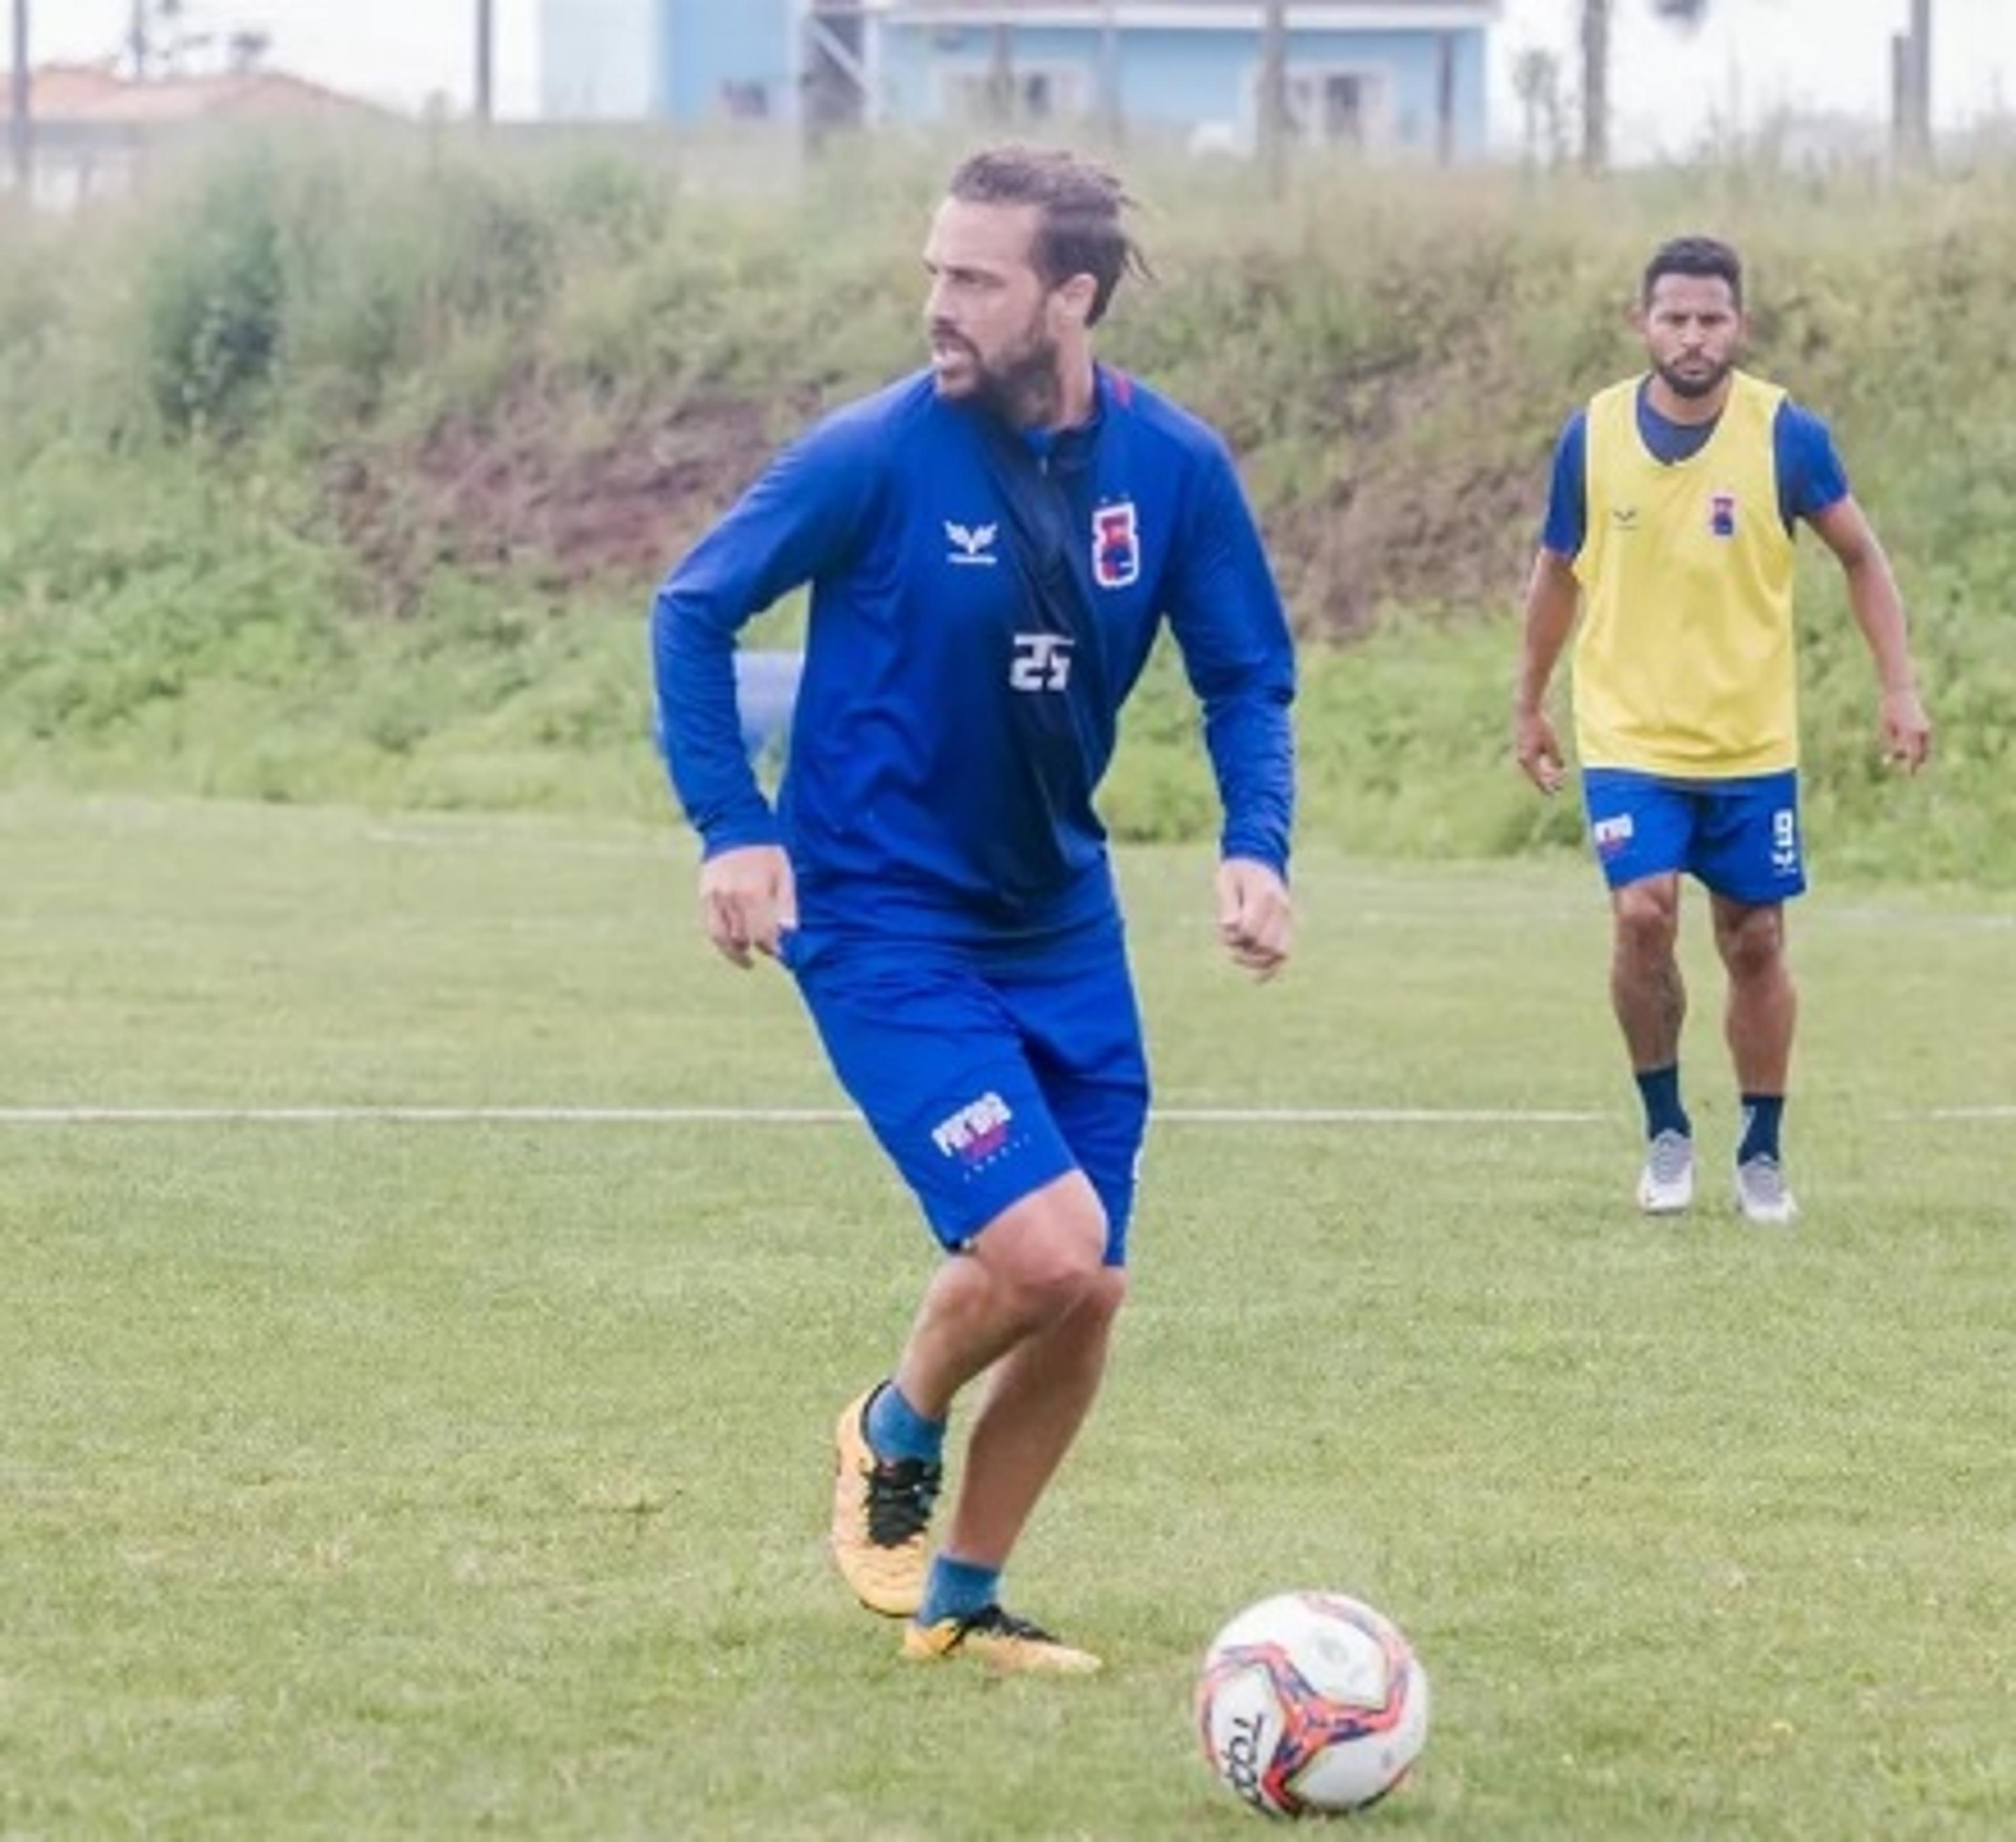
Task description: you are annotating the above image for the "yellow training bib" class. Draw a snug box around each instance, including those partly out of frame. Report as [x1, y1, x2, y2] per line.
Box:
[1572, 370, 1798, 776]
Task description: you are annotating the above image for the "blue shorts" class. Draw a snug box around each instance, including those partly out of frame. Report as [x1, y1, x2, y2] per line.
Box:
[783, 918, 1150, 1265]
[1582, 767, 1807, 904]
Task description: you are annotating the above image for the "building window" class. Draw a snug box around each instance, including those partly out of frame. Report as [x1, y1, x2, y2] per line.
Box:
[941, 64, 1083, 126]
[718, 80, 771, 120]
[1309, 72, 1365, 145]
[1256, 65, 1388, 149]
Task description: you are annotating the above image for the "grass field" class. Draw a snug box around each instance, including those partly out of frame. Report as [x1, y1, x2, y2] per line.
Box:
[3, 793, 2012, 1838]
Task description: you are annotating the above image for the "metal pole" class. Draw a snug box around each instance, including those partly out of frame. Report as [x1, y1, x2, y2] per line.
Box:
[1435, 28, 1456, 165]
[1579, 0, 1609, 173]
[987, 22, 1013, 125]
[475, 0, 494, 123]
[1098, 0, 1120, 142]
[1890, 30, 1910, 160]
[1910, 0, 1932, 158]
[1258, 0, 1287, 197]
[9, 0, 30, 199]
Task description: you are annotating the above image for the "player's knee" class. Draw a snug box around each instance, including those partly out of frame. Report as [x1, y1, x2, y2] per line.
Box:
[1076, 1265, 1129, 1331]
[1018, 1223, 1110, 1323]
[1613, 885, 1678, 955]
[984, 1177, 1110, 1322]
[1717, 907, 1784, 980]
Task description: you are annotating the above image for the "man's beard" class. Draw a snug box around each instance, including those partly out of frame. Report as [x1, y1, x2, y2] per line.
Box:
[934, 323, 1063, 427]
[1655, 355, 1732, 402]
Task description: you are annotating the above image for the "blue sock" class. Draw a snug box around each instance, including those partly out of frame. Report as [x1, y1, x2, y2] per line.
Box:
[1738, 1093, 1785, 1164]
[1635, 1064, 1690, 1140]
[918, 1554, 1001, 1627]
[865, 1381, 945, 1467]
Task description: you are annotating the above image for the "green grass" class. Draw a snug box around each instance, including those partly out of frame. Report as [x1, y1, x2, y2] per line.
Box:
[2, 794, 2013, 1837]
[3, 141, 2014, 883]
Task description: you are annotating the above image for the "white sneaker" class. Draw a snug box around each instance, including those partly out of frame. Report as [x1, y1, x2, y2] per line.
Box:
[1636, 1130, 1695, 1215]
[1734, 1155, 1799, 1226]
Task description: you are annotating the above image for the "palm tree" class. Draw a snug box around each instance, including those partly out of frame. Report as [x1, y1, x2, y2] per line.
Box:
[1581, 0, 1713, 172]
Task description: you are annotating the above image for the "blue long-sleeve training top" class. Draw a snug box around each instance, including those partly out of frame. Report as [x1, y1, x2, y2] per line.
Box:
[649, 364, 1296, 944]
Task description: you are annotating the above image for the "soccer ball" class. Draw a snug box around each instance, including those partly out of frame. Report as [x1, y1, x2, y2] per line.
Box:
[1195, 1591, 1430, 1818]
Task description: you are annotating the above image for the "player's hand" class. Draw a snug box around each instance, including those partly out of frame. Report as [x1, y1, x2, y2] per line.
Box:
[698, 844, 797, 969]
[1216, 858, 1292, 982]
[1880, 685, 1932, 774]
[1514, 707, 1566, 795]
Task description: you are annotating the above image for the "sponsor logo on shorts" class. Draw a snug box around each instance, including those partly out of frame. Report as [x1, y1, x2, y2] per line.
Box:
[931, 1091, 1014, 1166]
[1592, 813, 1635, 858]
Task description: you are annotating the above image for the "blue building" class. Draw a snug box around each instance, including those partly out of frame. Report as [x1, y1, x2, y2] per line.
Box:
[538, 2, 1502, 160]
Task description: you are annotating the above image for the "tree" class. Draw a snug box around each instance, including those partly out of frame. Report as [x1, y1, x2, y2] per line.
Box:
[1581, 0, 1713, 172]
[1513, 46, 1568, 168]
[125, 0, 217, 79]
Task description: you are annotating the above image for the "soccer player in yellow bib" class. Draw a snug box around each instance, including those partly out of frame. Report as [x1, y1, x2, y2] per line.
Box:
[1513, 237, 1932, 1226]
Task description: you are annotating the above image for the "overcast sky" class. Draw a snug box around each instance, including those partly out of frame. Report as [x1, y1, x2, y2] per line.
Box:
[25, 1, 2016, 155]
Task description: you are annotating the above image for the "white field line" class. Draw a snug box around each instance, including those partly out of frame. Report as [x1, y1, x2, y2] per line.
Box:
[0, 1104, 1611, 1127]
[3, 1104, 2007, 1127]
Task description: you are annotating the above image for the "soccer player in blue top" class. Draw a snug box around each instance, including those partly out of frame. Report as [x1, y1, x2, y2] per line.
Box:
[650, 147, 1295, 1673]
[1513, 236, 1931, 1227]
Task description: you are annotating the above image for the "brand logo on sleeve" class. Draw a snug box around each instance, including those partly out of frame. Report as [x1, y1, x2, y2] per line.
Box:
[1091, 501, 1140, 588]
[945, 521, 999, 566]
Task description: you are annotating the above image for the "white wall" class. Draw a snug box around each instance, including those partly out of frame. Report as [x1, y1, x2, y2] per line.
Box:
[537, 0, 659, 120]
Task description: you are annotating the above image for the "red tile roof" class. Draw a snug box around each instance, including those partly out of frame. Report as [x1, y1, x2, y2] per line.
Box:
[8, 61, 380, 124]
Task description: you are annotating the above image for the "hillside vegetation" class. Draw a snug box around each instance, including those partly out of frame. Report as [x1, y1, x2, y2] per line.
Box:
[1, 130, 2011, 880]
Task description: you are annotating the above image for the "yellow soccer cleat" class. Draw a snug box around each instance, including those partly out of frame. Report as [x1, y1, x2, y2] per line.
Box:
[830, 1386, 940, 1617]
[901, 1604, 1102, 1676]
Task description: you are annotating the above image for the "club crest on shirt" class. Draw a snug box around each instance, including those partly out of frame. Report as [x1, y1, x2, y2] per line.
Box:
[1091, 500, 1140, 589]
[1709, 491, 1738, 539]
